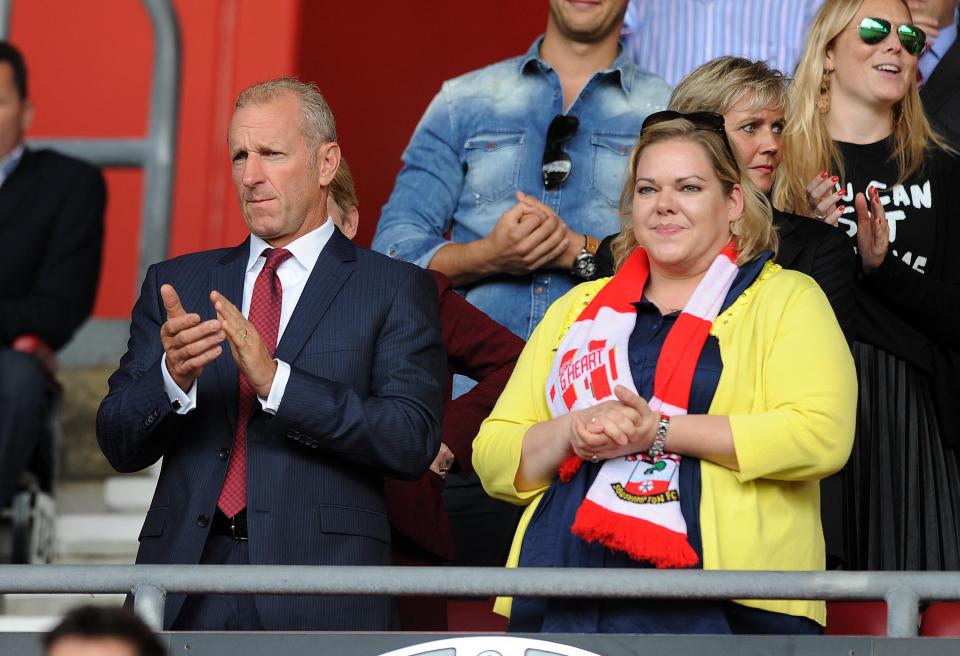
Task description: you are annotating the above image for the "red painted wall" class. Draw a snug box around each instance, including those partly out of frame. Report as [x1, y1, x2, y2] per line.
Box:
[10, 1, 151, 318]
[296, 3, 548, 247]
[8, 1, 546, 318]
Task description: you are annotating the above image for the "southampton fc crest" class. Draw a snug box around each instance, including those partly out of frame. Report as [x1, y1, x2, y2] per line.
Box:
[610, 453, 681, 504]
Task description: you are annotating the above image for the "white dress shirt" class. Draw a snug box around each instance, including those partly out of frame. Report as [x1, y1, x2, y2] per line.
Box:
[162, 218, 336, 415]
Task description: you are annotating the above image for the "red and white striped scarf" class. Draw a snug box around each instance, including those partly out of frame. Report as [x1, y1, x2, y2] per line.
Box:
[545, 242, 739, 568]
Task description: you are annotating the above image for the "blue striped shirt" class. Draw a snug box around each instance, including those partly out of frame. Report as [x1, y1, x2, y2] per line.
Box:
[0, 143, 24, 190]
[623, 0, 823, 86]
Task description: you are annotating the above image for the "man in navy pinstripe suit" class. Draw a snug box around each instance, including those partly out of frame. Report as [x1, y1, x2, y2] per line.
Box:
[96, 78, 445, 631]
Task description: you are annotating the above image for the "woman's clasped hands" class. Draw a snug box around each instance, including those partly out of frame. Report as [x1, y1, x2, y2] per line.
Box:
[568, 385, 661, 462]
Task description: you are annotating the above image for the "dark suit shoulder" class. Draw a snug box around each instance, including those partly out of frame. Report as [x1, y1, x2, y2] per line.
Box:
[921, 32, 960, 143]
[22, 148, 105, 185]
[352, 243, 435, 285]
[147, 246, 239, 285]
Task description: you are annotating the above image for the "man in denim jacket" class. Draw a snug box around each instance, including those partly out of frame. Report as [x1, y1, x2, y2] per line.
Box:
[373, 0, 669, 341]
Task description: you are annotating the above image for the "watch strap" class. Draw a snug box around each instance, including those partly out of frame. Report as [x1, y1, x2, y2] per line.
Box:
[585, 235, 600, 255]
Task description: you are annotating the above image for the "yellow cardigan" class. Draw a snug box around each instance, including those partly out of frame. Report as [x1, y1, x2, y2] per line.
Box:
[473, 262, 857, 626]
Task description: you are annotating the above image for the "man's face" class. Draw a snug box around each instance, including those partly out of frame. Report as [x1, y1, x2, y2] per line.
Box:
[47, 636, 138, 656]
[0, 61, 32, 160]
[548, 0, 629, 44]
[228, 94, 331, 247]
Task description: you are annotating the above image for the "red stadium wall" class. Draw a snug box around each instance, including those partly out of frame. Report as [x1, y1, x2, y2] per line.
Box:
[295, 3, 548, 248]
[7, 1, 545, 319]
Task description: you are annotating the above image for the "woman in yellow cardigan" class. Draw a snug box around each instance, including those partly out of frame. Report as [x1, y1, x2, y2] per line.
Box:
[473, 114, 857, 634]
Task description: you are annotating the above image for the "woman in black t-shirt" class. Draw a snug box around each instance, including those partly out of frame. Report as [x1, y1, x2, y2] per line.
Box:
[777, 0, 960, 570]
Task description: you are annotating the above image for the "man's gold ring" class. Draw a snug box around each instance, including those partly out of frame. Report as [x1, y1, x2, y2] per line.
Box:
[239, 328, 248, 341]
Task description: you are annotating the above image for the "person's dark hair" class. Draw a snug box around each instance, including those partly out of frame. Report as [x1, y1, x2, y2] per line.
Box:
[0, 40, 28, 99]
[43, 606, 165, 656]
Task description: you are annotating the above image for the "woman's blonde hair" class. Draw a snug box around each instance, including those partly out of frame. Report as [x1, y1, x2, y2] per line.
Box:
[610, 118, 777, 271]
[670, 56, 787, 117]
[329, 157, 358, 215]
[774, 0, 951, 214]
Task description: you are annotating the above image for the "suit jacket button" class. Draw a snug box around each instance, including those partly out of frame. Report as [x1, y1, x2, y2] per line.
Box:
[197, 515, 209, 528]
[218, 448, 230, 460]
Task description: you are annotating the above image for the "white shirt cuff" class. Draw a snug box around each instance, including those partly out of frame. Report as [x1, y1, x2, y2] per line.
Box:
[259, 359, 289, 414]
[161, 353, 197, 414]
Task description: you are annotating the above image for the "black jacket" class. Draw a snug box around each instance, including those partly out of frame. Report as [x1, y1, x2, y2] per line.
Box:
[921, 23, 960, 146]
[0, 148, 105, 349]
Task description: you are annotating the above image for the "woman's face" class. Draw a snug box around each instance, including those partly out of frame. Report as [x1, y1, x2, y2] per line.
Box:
[824, 0, 918, 112]
[723, 96, 785, 195]
[326, 195, 359, 240]
[631, 138, 743, 276]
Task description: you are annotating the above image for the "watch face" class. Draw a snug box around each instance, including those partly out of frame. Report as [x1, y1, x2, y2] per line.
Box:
[573, 253, 597, 279]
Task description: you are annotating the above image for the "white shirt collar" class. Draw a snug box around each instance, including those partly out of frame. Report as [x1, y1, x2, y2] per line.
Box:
[246, 217, 335, 274]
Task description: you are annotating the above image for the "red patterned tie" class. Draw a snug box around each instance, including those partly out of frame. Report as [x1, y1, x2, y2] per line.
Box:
[217, 247, 293, 517]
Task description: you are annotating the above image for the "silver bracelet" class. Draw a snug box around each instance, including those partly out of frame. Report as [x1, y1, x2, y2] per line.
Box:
[648, 414, 670, 458]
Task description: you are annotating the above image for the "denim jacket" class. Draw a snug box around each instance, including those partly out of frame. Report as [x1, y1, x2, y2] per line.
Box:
[373, 37, 670, 339]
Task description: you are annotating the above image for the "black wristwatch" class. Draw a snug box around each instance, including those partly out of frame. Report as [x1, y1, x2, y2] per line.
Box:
[571, 234, 600, 279]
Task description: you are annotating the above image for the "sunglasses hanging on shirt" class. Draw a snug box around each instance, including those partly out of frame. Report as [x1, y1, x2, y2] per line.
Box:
[542, 114, 580, 190]
[858, 17, 927, 57]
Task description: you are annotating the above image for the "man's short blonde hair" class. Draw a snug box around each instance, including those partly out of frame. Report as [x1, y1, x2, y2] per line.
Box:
[235, 77, 336, 164]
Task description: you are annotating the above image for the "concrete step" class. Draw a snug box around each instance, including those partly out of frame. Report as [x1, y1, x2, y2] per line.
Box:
[55, 514, 143, 563]
[54, 480, 107, 515]
[0, 615, 60, 632]
[0, 594, 124, 632]
[104, 476, 155, 513]
[3, 593, 125, 615]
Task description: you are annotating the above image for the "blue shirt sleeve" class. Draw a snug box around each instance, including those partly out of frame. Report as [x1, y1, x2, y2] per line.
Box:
[372, 84, 465, 269]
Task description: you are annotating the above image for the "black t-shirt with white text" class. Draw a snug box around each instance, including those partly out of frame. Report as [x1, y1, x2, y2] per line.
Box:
[835, 139, 953, 370]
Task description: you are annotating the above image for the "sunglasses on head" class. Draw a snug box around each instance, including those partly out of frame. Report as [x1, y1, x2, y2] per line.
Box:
[542, 114, 580, 190]
[857, 17, 927, 57]
[640, 110, 738, 161]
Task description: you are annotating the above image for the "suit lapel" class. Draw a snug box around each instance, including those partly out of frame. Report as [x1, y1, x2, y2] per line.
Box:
[275, 228, 356, 364]
[211, 239, 250, 434]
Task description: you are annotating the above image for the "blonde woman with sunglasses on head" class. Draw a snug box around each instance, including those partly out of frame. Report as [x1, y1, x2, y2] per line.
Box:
[776, 0, 960, 571]
[474, 116, 855, 634]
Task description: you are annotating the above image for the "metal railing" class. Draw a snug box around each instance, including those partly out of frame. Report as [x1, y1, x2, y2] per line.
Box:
[1, 565, 959, 637]
[0, 0, 181, 366]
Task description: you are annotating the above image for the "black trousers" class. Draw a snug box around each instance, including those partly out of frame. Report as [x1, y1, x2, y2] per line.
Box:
[0, 349, 54, 507]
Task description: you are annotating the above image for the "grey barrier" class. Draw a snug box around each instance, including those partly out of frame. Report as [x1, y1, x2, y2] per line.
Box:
[1, 565, 959, 638]
[0, 0, 181, 366]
